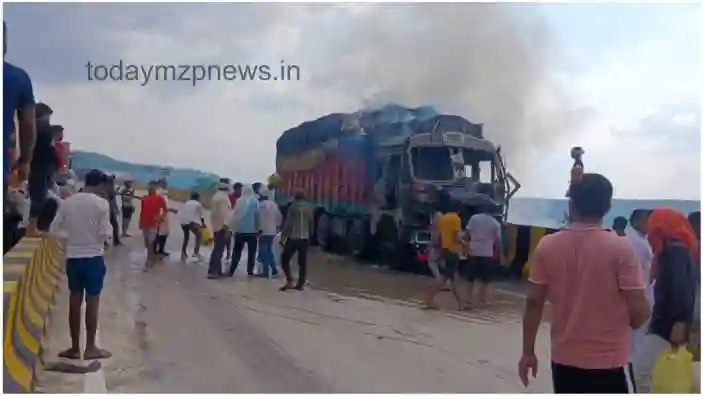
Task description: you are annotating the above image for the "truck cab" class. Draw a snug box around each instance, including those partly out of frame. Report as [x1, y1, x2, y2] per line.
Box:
[369, 130, 520, 270]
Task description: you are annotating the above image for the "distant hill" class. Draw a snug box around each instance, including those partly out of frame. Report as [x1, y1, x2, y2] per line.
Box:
[69, 151, 220, 189]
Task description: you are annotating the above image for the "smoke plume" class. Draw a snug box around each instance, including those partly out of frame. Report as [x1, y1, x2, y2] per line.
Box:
[310, 3, 592, 170]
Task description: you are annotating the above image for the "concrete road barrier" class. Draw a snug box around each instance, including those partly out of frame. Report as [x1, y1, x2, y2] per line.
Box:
[3, 237, 64, 393]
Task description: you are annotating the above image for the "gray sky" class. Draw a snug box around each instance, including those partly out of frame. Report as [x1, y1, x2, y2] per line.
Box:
[4, 2, 700, 198]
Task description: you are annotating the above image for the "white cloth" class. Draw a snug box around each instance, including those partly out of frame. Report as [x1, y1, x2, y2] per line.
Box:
[49, 192, 112, 258]
[210, 190, 231, 232]
[465, 213, 501, 257]
[227, 185, 257, 232]
[258, 200, 282, 236]
[178, 199, 204, 225]
[626, 227, 655, 362]
[632, 333, 670, 393]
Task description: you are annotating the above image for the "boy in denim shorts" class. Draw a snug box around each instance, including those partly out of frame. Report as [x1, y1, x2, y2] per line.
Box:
[49, 169, 112, 360]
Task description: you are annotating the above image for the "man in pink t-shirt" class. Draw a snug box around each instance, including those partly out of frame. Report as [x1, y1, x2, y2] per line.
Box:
[519, 173, 651, 393]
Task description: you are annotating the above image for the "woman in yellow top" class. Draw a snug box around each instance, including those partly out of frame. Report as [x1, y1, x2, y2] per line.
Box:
[424, 199, 465, 310]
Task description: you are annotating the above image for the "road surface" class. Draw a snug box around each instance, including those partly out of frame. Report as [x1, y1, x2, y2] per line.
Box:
[36, 197, 553, 393]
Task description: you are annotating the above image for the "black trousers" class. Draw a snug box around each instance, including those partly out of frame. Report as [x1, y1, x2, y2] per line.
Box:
[552, 362, 632, 394]
[153, 234, 168, 254]
[281, 238, 309, 287]
[37, 198, 59, 232]
[181, 222, 201, 256]
[228, 233, 258, 276]
[28, 167, 52, 218]
[109, 209, 121, 244]
[208, 229, 228, 276]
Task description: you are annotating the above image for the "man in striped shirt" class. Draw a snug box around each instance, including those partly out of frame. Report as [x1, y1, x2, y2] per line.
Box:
[279, 189, 314, 291]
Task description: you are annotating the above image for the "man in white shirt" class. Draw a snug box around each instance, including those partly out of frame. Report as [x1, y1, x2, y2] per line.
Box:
[256, 188, 282, 278]
[49, 169, 112, 360]
[626, 209, 654, 379]
[463, 204, 502, 308]
[178, 191, 205, 261]
[207, 180, 232, 278]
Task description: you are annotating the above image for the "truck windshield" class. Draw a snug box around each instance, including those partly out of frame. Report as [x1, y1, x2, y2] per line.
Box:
[410, 147, 454, 181]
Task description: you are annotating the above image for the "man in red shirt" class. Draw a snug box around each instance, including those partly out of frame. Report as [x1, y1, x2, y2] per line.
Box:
[139, 181, 167, 271]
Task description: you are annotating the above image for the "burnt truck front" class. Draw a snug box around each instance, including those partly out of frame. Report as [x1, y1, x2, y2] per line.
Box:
[403, 130, 520, 226]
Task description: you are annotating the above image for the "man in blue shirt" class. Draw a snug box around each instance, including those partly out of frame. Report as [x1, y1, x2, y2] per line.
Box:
[3, 21, 36, 190]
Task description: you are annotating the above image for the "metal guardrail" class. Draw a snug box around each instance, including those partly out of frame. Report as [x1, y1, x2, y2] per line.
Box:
[3, 237, 64, 393]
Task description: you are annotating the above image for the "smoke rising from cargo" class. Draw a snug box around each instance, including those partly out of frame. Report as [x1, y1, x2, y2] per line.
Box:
[312, 3, 591, 169]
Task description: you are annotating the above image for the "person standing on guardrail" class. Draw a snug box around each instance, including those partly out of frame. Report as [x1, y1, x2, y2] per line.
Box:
[139, 181, 167, 271]
[26, 102, 58, 236]
[4, 21, 36, 211]
[207, 180, 233, 278]
[520, 174, 650, 393]
[49, 169, 112, 360]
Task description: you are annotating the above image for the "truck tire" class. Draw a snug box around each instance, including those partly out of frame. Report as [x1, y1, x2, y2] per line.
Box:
[348, 218, 370, 259]
[330, 217, 347, 253]
[316, 214, 332, 251]
[376, 216, 400, 268]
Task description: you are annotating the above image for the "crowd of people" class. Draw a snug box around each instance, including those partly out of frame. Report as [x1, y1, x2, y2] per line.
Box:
[205, 179, 314, 291]
[518, 173, 700, 393]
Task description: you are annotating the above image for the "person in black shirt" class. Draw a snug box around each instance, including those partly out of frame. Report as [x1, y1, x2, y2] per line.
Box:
[27, 102, 58, 235]
[632, 207, 698, 392]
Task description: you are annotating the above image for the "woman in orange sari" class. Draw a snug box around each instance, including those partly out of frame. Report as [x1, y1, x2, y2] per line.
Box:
[632, 207, 698, 392]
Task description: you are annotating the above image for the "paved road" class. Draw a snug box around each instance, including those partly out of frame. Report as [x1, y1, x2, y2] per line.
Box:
[36, 197, 553, 393]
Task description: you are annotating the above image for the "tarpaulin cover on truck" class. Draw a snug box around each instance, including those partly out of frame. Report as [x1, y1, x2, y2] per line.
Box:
[276, 104, 484, 172]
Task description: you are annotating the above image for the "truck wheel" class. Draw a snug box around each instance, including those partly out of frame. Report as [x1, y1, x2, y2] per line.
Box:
[330, 217, 347, 253]
[348, 219, 369, 259]
[316, 214, 332, 251]
[377, 217, 400, 268]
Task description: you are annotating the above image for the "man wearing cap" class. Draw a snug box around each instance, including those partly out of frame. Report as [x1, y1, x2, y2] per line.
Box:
[4, 21, 36, 221]
[207, 179, 232, 278]
[27, 102, 60, 235]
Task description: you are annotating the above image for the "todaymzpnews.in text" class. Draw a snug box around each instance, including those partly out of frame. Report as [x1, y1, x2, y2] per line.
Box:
[85, 60, 302, 87]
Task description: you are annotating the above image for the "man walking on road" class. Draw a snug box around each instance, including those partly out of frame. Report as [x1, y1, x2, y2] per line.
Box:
[424, 198, 464, 310]
[208, 180, 232, 279]
[139, 181, 167, 271]
[279, 189, 314, 291]
[463, 203, 502, 309]
[227, 184, 260, 277]
[226, 182, 243, 261]
[119, 180, 136, 237]
[178, 191, 205, 261]
[256, 188, 282, 278]
[519, 173, 650, 393]
[49, 169, 112, 360]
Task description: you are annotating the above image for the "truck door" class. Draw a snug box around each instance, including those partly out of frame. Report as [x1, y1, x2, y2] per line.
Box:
[496, 149, 521, 221]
